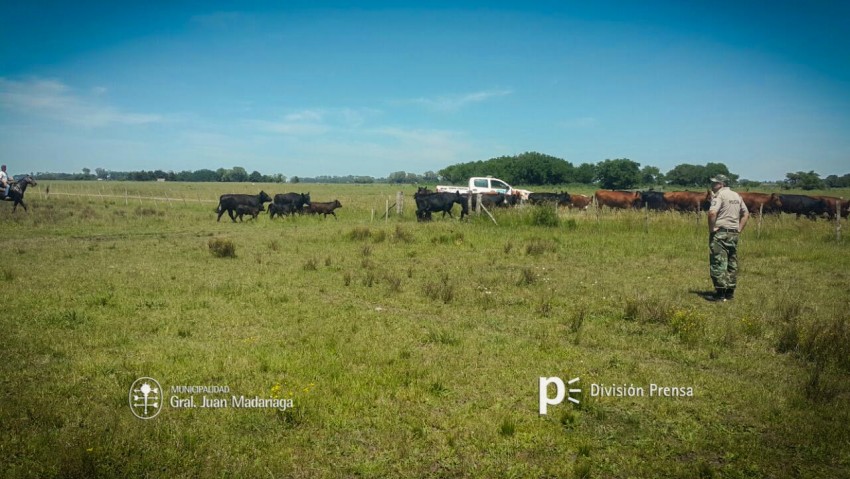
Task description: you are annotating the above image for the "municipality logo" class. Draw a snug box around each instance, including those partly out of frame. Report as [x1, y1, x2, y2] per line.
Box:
[129, 377, 163, 419]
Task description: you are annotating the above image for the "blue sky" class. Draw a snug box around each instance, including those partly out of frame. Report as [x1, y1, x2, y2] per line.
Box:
[1, 1, 848, 181]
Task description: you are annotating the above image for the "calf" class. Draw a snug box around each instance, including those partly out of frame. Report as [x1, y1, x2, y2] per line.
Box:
[306, 200, 343, 219]
[235, 204, 263, 221]
[568, 194, 591, 210]
[217, 191, 272, 222]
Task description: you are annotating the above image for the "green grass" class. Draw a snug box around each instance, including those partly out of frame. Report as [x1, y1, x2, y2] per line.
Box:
[1, 181, 849, 478]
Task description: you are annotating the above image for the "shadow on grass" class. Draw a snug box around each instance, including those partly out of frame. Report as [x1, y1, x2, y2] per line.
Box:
[689, 289, 721, 302]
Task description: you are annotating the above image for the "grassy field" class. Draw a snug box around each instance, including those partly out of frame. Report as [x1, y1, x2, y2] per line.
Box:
[2, 181, 849, 478]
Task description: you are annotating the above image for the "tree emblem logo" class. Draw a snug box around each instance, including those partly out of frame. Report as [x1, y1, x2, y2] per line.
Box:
[129, 377, 163, 419]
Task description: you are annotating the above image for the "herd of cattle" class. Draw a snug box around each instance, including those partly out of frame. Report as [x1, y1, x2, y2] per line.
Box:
[412, 187, 849, 221]
[591, 189, 849, 220]
[215, 188, 848, 223]
[216, 191, 342, 222]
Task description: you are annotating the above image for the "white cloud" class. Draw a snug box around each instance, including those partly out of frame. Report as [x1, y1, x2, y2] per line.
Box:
[256, 107, 380, 137]
[404, 89, 513, 112]
[0, 77, 165, 128]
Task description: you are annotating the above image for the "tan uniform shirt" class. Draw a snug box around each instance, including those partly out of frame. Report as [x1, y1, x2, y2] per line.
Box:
[709, 187, 748, 230]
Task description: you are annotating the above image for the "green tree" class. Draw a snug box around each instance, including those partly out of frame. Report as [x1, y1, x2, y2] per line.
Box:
[248, 170, 263, 183]
[388, 171, 408, 183]
[229, 167, 249, 182]
[573, 163, 597, 184]
[639, 165, 664, 186]
[785, 171, 824, 190]
[665, 164, 705, 187]
[596, 158, 641, 190]
[290, 176, 300, 184]
[704, 163, 738, 185]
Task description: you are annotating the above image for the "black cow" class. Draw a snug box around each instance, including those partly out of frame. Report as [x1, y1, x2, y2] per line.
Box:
[459, 193, 510, 219]
[306, 200, 343, 219]
[216, 191, 272, 222]
[778, 194, 828, 220]
[414, 191, 466, 221]
[528, 192, 571, 206]
[640, 191, 667, 211]
[235, 204, 264, 221]
[273, 192, 311, 214]
[268, 202, 299, 219]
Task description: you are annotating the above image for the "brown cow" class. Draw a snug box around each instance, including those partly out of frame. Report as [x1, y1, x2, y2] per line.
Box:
[663, 191, 711, 212]
[306, 200, 343, 219]
[593, 190, 642, 209]
[569, 194, 592, 210]
[816, 196, 850, 220]
[739, 192, 782, 215]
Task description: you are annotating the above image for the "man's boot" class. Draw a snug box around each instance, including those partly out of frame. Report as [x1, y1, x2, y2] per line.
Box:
[725, 288, 735, 301]
[710, 288, 727, 302]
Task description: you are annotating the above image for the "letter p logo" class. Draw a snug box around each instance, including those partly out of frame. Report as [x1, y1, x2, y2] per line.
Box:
[539, 376, 581, 415]
[539, 377, 565, 415]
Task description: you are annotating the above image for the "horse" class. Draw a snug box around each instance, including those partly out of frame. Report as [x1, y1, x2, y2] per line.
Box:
[3, 176, 37, 212]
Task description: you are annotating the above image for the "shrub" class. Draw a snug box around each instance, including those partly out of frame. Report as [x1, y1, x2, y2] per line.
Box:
[208, 238, 236, 258]
[529, 205, 559, 227]
[346, 226, 371, 241]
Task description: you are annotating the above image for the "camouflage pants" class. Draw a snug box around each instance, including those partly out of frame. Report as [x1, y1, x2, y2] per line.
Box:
[709, 231, 739, 289]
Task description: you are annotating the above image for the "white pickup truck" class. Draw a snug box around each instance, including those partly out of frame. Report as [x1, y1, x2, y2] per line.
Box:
[436, 177, 532, 200]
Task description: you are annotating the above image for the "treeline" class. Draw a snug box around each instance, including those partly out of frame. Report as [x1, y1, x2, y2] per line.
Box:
[33, 167, 287, 183]
[26, 155, 850, 189]
[438, 152, 850, 190]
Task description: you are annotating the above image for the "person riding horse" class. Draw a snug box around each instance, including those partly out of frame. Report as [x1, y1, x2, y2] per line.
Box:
[0, 164, 9, 198]
[2, 174, 37, 212]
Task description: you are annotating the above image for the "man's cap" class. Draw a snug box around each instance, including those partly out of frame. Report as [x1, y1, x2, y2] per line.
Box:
[710, 174, 729, 184]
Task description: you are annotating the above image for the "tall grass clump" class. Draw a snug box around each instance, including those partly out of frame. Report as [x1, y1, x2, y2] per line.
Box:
[529, 205, 559, 227]
[392, 225, 415, 243]
[525, 237, 558, 256]
[346, 226, 371, 241]
[423, 273, 455, 303]
[208, 238, 236, 258]
[622, 296, 674, 324]
[1, 268, 14, 282]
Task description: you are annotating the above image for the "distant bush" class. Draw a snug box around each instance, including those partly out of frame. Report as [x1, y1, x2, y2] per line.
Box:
[208, 238, 236, 258]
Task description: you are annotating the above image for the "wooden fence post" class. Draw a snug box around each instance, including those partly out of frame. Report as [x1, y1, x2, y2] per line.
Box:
[836, 197, 843, 242]
[396, 192, 403, 216]
[757, 203, 763, 239]
[593, 194, 600, 223]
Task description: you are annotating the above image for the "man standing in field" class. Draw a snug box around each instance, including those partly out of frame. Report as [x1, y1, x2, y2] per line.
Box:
[707, 174, 749, 302]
